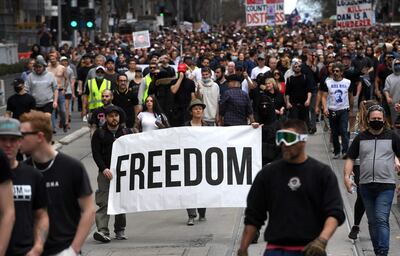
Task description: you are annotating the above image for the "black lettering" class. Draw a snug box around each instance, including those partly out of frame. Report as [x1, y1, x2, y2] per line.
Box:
[205, 147, 223, 185]
[184, 148, 202, 186]
[116, 154, 129, 193]
[165, 149, 181, 187]
[129, 153, 145, 190]
[227, 147, 252, 185]
[148, 150, 163, 188]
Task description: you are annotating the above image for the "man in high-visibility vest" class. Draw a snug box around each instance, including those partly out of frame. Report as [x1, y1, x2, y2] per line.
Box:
[137, 62, 158, 105]
[82, 66, 111, 117]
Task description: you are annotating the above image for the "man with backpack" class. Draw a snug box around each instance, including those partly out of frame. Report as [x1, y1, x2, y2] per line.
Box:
[91, 105, 133, 243]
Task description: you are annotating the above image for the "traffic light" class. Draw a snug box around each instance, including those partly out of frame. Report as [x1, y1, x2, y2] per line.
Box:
[83, 8, 95, 29]
[159, 6, 165, 17]
[69, 7, 81, 29]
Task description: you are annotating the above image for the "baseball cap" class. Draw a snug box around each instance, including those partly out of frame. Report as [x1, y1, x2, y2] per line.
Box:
[342, 53, 351, 59]
[12, 78, 24, 87]
[0, 117, 22, 137]
[104, 105, 122, 116]
[96, 66, 106, 72]
[257, 53, 265, 59]
[35, 55, 47, 67]
[60, 56, 68, 61]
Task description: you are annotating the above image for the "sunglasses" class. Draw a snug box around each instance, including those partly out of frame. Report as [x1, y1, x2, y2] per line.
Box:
[275, 130, 308, 146]
[21, 131, 39, 137]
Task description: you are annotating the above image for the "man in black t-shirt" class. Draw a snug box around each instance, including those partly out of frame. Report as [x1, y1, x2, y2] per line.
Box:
[170, 65, 196, 126]
[0, 117, 48, 256]
[6, 78, 36, 120]
[19, 111, 95, 256]
[237, 119, 344, 256]
[0, 149, 14, 256]
[112, 74, 139, 128]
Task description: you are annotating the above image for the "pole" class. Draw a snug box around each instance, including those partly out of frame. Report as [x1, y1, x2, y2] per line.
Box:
[177, 0, 180, 24]
[57, 0, 62, 46]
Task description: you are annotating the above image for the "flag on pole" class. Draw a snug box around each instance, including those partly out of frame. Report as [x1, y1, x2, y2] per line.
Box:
[201, 19, 210, 33]
[289, 8, 301, 25]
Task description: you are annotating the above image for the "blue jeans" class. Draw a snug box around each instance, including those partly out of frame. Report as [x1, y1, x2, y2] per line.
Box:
[360, 184, 395, 256]
[52, 93, 66, 129]
[264, 249, 303, 256]
[328, 109, 349, 155]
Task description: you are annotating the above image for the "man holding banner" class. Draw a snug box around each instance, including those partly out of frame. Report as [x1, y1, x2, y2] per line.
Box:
[237, 119, 345, 256]
[91, 105, 133, 243]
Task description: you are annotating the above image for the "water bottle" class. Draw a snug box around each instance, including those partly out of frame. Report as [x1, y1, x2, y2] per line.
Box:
[349, 175, 357, 194]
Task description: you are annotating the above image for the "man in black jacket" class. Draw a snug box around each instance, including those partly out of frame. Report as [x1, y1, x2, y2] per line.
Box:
[91, 105, 132, 243]
[237, 119, 345, 256]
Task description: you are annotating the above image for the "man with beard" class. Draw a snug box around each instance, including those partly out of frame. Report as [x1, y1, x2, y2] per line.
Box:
[91, 105, 132, 242]
[237, 119, 344, 256]
[112, 74, 139, 128]
[6, 79, 36, 120]
[345, 105, 400, 256]
[215, 66, 228, 98]
[321, 63, 351, 159]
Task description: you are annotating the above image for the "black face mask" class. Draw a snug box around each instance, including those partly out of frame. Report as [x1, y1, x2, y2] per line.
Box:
[14, 85, 23, 93]
[369, 120, 384, 130]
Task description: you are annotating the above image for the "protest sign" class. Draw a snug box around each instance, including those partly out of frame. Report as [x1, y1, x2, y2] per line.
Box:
[107, 126, 262, 214]
[245, 0, 285, 27]
[336, 0, 373, 28]
[132, 30, 151, 49]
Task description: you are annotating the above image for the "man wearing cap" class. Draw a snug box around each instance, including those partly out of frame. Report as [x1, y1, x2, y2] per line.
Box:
[6, 78, 36, 120]
[0, 149, 14, 256]
[20, 110, 95, 255]
[91, 105, 132, 242]
[82, 65, 112, 117]
[0, 117, 49, 256]
[25, 55, 58, 117]
[250, 53, 270, 82]
[170, 63, 197, 126]
[104, 58, 119, 89]
[219, 74, 256, 126]
[237, 119, 344, 256]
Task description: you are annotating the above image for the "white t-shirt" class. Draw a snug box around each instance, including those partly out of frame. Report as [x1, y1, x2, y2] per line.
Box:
[125, 70, 136, 83]
[137, 111, 159, 132]
[324, 78, 351, 111]
[250, 66, 270, 80]
[192, 68, 215, 83]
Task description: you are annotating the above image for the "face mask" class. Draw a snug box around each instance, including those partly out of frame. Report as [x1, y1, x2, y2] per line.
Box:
[369, 120, 384, 130]
[96, 75, 104, 80]
[394, 64, 400, 73]
[202, 78, 211, 83]
[14, 85, 23, 93]
[231, 56, 238, 62]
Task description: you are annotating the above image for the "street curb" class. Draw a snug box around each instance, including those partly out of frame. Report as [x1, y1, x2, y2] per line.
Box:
[58, 126, 90, 145]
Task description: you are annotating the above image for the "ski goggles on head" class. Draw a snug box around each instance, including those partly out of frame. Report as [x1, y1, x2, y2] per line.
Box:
[275, 129, 308, 146]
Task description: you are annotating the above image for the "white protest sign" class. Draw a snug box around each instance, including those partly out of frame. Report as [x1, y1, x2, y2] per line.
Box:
[132, 30, 151, 49]
[245, 0, 285, 27]
[107, 126, 262, 214]
[336, 0, 373, 28]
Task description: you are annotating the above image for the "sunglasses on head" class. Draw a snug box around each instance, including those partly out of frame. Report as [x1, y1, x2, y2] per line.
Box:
[275, 130, 308, 146]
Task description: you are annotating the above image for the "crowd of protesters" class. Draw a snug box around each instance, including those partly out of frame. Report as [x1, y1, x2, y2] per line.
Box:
[2, 20, 400, 255]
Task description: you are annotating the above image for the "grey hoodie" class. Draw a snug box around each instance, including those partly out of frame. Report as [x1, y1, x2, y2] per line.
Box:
[25, 70, 57, 107]
[383, 59, 400, 103]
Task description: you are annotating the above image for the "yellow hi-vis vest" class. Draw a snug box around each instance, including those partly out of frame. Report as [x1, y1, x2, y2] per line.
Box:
[143, 75, 152, 103]
[87, 78, 111, 110]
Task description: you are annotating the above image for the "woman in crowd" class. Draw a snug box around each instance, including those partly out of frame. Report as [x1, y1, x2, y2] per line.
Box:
[135, 95, 169, 132]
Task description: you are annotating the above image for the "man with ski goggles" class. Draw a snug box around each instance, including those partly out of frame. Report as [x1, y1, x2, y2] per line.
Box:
[238, 119, 344, 256]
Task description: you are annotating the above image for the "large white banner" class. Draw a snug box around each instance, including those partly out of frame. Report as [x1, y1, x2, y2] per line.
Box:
[245, 0, 285, 27]
[107, 126, 262, 214]
[336, 0, 373, 28]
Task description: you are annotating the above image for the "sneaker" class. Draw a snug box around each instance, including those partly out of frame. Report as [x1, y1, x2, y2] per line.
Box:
[348, 225, 360, 240]
[115, 231, 127, 240]
[333, 153, 340, 159]
[93, 231, 111, 243]
[187, 217, 195, 226]
[199, 216, 207, 221]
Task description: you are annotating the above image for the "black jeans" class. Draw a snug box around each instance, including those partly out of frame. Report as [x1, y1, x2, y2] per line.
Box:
[288, 104, 309, 127]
